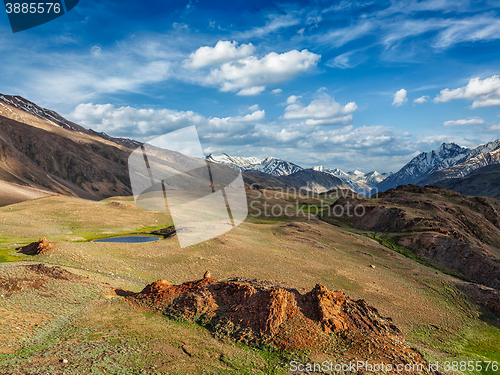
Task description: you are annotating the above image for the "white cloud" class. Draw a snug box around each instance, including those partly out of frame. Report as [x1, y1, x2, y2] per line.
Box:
[235, 13, 300, 39]
[283, 94, 357, 125]
[485, 124, 500, 131]
[312, 10, 500, 63]
[90, 45, 102, 57]
[413, 95, 429, 104]
[184, 40, 255, 68]
[433, 15, 500, 49]
[271, 88, 283, 94]
[434, 75, 500, 108]
[325, 50, 366, 69]
[1, 36, 178, 108]
[317, 21, 374, 48]
[286, 95, 301, 104]
[443, 117, 485, 127]
[304, 125, 394, 149]
[68, 103, 265, 140]
[247, 104, 259, 112]
[236, 86, 266, 96]
[204, 48, 320, 93]
[68, 103, 205, 137]
[392, 89, 408, 107]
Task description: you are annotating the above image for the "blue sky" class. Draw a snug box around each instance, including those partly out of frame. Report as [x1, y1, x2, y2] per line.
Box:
[1, 0, 500, 173]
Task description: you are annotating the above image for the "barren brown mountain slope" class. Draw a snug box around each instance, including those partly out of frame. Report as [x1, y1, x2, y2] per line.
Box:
[325, 184, 500, 290]
[0, 105, 134, 202]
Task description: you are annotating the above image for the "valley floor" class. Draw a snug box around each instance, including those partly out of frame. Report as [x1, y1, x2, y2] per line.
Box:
[0, 194, 498, 374]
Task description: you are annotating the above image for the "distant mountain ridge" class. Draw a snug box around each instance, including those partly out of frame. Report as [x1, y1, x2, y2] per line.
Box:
[421, 141, 500, 185]
[376, 143, 470, 192]
[376, 140, 500, 192]
[4, 93, 500, 202]
[312, 166, 388, 193]
[207, 153, 349, 192]
[206, 153, 303, 176]
[207, 153, 385, 193]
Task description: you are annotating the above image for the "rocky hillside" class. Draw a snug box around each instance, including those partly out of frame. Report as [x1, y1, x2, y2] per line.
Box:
[435, 164, 500, 199]
[129, 274, 435, 373]
[324, 185, 500, 290]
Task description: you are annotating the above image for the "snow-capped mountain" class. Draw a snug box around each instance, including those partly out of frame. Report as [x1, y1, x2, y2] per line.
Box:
[206, 153, 303, 176]
[207, 153, 384, 192]
[205, 153, 262, 169]
[377, 140, 500, 191]
[312, 166, 388, 193]
[421, 140, 500, 185]
[376, 143, 471, 192]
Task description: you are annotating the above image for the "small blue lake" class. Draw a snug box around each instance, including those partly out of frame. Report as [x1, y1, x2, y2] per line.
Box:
[94, 236, 159, 243]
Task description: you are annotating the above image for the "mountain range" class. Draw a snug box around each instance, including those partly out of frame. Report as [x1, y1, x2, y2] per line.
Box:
[376, 140, 500, 193]
[206, 153, 303, 176]
[312, 166, 388, 193]
[0, 95, 350, 206]
[206, 153, 386, 193]
[2, 93, 500, 205]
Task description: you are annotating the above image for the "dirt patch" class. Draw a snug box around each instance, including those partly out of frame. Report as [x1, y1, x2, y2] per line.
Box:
[0, 262, 114, 352]
[128, 275, 437, 374]
[0, 264, 82, 295]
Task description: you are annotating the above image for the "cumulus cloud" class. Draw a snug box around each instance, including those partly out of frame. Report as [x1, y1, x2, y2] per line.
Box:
[283, 94, 357, 125]
[66, 101, 469, 174]
[413, 95, 429, 104]
[304, 125, 393, 148]
[443, 117, 485, 127]
[68, 103, 265, 139]
[286, 95, 301, 104]
[434, 75, 500, 108]
[271, 88, 283, 94]
[184, 40, 255, 68]
[204, 48, 320, 93]
[392, 89, 408, 107]
[68, 103, 205, 137]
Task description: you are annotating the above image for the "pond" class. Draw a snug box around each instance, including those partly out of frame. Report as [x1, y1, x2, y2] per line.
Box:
[94, 236, 160, 243]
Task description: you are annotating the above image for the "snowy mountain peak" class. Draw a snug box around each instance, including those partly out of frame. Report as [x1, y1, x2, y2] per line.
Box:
[377, 140, 500, 191]
[312, 165, 387, 193]
[206, 153, 302, 176]
[206, 153, 262, 168]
